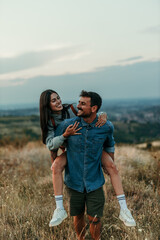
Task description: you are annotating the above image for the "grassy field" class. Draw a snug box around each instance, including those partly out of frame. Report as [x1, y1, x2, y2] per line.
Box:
[0, 116, 160, 147]
[0, 141, 159, 240]
[0, 116, 40, 147]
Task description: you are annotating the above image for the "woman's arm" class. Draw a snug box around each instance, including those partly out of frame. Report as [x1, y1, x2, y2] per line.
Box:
[46, 132, 66, 151]
[46, 121, 82, 151]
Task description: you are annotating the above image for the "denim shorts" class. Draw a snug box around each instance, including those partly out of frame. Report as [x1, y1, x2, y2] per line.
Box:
[67, 187, 105, 217]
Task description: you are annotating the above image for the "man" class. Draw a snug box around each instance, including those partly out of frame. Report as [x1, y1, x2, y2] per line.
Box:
[55, 90, 115, 240]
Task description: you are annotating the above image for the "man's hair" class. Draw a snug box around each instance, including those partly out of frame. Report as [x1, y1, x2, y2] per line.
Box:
[80, 90, 102, 112]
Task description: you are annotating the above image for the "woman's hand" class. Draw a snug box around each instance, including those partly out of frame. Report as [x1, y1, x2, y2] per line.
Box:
[63, 121, 82, 138]
[95, 113, 107, 127]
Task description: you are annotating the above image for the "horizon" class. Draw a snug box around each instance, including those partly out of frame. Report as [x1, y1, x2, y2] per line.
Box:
[0, 97, 159, 110]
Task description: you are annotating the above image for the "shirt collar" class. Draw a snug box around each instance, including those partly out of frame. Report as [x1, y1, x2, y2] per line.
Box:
[80, 115, 98, 127]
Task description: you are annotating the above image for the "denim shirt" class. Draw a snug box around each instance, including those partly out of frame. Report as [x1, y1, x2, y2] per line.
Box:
[55, 115, 115, 193]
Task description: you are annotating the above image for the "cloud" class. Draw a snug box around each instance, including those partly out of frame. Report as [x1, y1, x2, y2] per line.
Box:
[117, 56, 143, 63]
[139, 25, 160, 34]
[0, 60, 159, 104]
[0, 45, 88, 74]
[0, 78, 26, 87]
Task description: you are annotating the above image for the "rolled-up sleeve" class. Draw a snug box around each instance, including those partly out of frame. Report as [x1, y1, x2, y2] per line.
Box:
[103, 122, 115, 153]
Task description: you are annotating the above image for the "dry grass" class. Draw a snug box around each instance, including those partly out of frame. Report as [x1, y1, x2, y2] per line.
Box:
[0, 142, 159, 240]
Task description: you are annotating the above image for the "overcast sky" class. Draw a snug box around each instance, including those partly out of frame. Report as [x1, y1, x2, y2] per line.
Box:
[0, 0, 160, 105]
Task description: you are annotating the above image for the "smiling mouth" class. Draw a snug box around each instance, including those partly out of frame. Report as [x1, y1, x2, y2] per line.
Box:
[77, 109, 83, 115]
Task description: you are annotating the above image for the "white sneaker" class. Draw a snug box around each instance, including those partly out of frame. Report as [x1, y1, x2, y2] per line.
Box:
[119, 208, 136, 227]
[49, 208, 68, 227]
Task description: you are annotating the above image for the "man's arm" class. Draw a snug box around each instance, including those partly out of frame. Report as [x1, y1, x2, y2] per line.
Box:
[103, 121, 115, 159]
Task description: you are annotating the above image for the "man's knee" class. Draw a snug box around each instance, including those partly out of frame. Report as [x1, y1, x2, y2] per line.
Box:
[88, 215, 101, 225]
[74, 212, 85, 222]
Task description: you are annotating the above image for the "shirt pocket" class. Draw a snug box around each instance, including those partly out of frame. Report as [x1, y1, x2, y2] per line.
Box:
[68, 135, 82, 153]
[92, 138, 104, 154]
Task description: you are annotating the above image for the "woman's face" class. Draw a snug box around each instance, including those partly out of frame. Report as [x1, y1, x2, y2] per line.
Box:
[50, 93, 63, 112]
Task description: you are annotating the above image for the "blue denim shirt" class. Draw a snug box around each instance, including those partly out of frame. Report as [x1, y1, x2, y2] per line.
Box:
[55, 116, 115, 193]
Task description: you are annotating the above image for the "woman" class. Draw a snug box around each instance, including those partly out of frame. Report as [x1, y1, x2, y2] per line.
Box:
[39, 89, 136, 228]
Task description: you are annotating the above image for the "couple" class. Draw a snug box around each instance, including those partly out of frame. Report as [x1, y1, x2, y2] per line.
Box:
[40, 90, 136, 240]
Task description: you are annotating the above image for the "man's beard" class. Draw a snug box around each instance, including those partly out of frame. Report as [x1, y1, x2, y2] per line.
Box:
[81, 113, 92, 118]
[77, 109, 92, 118]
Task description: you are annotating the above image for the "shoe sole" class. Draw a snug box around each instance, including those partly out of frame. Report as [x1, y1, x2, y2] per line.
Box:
[119, 215, 136, 227]
[49, 215, 67, 227]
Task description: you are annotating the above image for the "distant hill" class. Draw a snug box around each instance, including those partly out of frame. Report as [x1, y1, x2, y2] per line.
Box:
[0, 98, 159, 145]
[0, 107, 39, 117]
[0, 98, 159, 119]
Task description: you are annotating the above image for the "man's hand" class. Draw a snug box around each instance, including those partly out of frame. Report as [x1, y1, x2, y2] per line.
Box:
[95, 113, 107, 127]
[63, 121, 82, 138]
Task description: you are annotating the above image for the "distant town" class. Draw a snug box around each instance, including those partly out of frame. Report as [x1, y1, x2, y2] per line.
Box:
[0, 98, 159, 145]
[101, 99, 160, 124]
[0, 98, 159, 123]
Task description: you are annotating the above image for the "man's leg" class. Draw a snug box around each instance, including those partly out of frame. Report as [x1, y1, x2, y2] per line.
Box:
[49, 152, 67, 227]
[73, 213, 85, 240]
[101, 151, 136, 227]
[86, 187, 105, 240]
[88, 215, 101, 240]
[68, 188, 86, 239]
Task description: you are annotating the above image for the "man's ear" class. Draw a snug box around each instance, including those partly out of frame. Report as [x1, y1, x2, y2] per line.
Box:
[91, 105, 98, 113]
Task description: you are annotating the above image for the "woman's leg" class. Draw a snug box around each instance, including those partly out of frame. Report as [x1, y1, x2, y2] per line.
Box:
[49, 151, 68, 227]
[51, 151, 67, 196]
[101, 151, 136, 227]
[101, 151, 124, 196]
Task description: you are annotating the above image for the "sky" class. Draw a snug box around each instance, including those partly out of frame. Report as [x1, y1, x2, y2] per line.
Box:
[0, 0, 160, 105]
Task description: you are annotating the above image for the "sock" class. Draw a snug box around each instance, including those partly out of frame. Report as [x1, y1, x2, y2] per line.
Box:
[55, 195, 64, 209]
[117, 194, 127, 210]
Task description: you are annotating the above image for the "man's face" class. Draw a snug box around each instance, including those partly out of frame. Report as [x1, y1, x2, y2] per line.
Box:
[77, 97, 92, 118]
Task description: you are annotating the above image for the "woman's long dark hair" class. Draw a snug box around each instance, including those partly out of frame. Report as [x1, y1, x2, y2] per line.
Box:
[39, 89, 71, 144]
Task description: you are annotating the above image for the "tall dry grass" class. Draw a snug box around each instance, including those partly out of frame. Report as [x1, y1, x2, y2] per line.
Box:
[0, 142, 159, 240]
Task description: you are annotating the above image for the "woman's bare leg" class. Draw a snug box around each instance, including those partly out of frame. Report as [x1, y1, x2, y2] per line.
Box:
[101, 151, 136, 227]
[49, 152, 68, 227]
[51, 151, 67, 195]
[101, 151, 124, 196]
